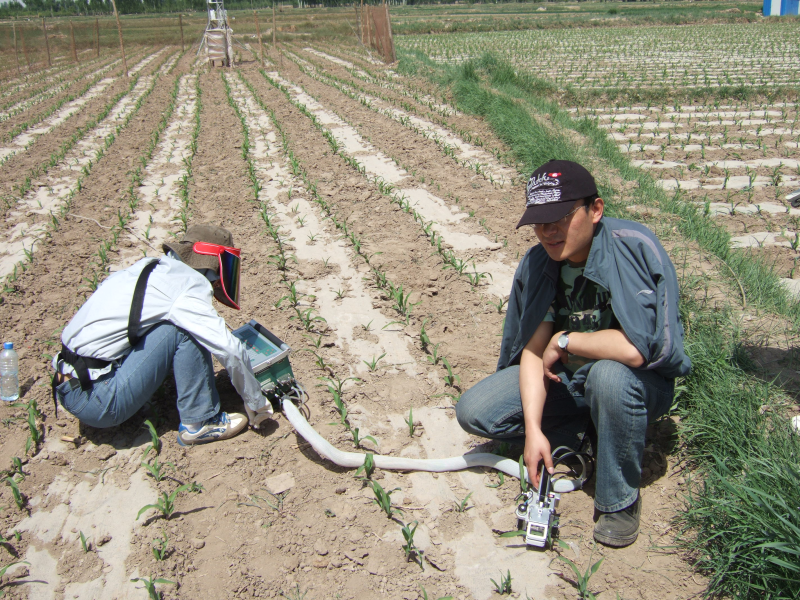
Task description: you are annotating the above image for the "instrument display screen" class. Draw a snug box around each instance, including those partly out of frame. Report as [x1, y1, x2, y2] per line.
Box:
[232, 323, 280, 368]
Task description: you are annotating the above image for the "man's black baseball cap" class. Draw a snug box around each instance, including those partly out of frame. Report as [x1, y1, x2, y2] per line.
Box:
[516, 160, 598, 229]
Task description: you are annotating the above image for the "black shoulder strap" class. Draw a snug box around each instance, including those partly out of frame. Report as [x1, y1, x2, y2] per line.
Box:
[127, 259, 159, 348]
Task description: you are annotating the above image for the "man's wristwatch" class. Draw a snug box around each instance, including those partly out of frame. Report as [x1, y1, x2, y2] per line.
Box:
[557, 332, 570, 353]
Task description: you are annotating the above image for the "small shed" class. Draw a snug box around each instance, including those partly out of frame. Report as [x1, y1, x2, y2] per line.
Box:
[763, 0, 799, 16]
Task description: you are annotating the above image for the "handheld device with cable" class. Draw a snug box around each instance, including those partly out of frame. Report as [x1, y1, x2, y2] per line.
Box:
[515, 446, 593, 549]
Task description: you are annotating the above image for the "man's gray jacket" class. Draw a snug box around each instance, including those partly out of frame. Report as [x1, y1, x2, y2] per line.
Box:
[498, 217, 691, 387]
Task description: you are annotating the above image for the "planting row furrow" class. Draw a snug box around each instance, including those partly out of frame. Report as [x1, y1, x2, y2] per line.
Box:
[288, 50, 513, 187]
[263, 70, 514, 298]
[224, 71, 418, 377]
[0, 52, 175, 281]
[0, 61, 128, 166]
[309, 45, 459, 118]
[112, 71, 200, 271]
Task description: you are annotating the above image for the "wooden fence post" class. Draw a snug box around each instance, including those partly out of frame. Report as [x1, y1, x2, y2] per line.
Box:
[179, 14, 185, 52]
[272, 2, 277, 47]
[253, 11, 264, 64]
[70, 20, 78, 63]
[110, 0, 128, 77]
[95, 18, 100, 58]
[12, 22, 20, 76]
[41, 17, 51, 67]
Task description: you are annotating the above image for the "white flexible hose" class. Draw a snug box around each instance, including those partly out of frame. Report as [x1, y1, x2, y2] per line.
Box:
[282, 398, 582, 493]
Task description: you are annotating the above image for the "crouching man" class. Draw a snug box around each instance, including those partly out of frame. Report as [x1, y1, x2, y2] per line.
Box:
[456, 161, 690, 547]
[53, 224, 273, 446]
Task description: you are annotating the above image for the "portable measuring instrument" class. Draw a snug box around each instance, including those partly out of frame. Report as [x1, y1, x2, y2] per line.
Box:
[232, 320, 298, 407]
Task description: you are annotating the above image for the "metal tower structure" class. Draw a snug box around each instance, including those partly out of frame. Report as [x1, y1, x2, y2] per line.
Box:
[199, 0, 234, 67]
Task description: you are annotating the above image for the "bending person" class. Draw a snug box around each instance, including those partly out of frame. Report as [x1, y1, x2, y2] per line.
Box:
[52, 224, 273, 446]
[456, 161, 690, 547]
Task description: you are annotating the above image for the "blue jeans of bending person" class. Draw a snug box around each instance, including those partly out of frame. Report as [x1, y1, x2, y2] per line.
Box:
[55, 323, 221, 428]
[455, 360, 674, 513]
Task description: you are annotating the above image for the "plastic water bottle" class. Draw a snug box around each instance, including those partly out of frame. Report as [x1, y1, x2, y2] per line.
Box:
[0, 342, 19, 402]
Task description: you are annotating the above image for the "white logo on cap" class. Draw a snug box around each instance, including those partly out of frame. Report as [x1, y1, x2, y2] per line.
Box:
[526, 172, 562, 206]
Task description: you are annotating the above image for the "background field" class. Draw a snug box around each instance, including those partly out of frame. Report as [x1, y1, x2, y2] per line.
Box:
[0, 2, 798, 600]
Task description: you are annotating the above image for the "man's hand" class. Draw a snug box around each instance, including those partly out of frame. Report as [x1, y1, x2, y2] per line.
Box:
[524, 429, 554, 484]
[542, 331, 568, 383]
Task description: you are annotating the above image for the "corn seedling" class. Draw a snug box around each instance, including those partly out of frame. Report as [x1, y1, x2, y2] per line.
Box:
[371, 481, 403, 518]
[130, 575, 175, 600]
[556, 542, 604, 600]
[142, 419, 160, 457]
[79, 531, 90, 553]
[141, 456, 175, 482]
[490, 570, 513, 595]
[519, 455, 529, 494]
[489, 296, 509, 314]
[401, 520, 425, 570]
[442, 358, 460, 388]
[280, 584, 308, 600]
[151, 532, 169, 561]
[454, 492, 473, 513]
[363, 353, 386, 372]
[8, 458, 25, 481]
[427, 343, 443, 365]
[419, 586, 453, 600]
[404, 408, 415, 437]
[5, 478, 24, 510]
[0, 561, 29, 595]
[354, 451, 376, 479]
[350, 427, 377, 449]
[486, 472, 505, 488]
[137, 482, 203, 521]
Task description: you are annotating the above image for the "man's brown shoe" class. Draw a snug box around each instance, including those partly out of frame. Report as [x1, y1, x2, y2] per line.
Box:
[593, 493, 641, 548]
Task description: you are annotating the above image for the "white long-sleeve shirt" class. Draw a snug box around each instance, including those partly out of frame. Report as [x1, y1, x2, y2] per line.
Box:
[53, 256, 266, 412]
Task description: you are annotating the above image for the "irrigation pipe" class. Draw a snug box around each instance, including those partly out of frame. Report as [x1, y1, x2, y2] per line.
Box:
[282, 397, 583, 494]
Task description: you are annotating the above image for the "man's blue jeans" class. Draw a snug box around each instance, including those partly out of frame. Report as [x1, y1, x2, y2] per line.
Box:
[455, 360, 674, 512]
[55, 323, 221, 428]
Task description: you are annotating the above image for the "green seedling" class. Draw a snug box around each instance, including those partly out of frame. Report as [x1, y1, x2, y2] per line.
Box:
[280, 584, 308, 600]
[371, 481, 403, 518]
[404, 408, 415, 437]
[454, 492, 473, 513]
[5, 478, 24, 510]
[291, 307, 327, 332]
[151, 532, 169, 561]
[420, 318, 432, 351]
[142, 419, 160, 457]
[519, 455, 529, 493]
[334, 288, 346, 300]
[350, 427, 377, 449]
[276, 282, 303, 309]
[486, 472, 505, 488]
[137, 482, 203, 521]
[427, 343, 443, 365]
[419, 585, 452, 600]
[401, 520, 424, 570]
[141, 456, 176, 482]
[363, 353, 386, 372]
[355, 452, 375, 482]
[490, 570, 513, 595]
[130, 575, 175, 600]
[318, 375, 359, 398]
[9, 458, 25, 481]
[442, 358, 460, 388]
[79, 531, 90, 553]
[489, 296, 509, 314]
[556, 543, 604, 600]
[0, 561, 29, 595]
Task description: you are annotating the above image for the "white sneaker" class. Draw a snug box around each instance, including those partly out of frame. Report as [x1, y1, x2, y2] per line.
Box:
[176, 411, 248, 446]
